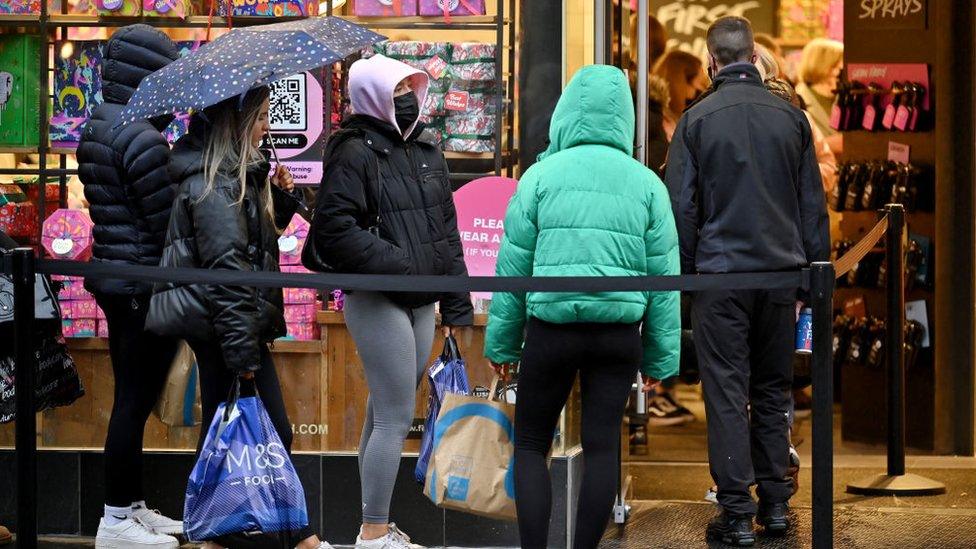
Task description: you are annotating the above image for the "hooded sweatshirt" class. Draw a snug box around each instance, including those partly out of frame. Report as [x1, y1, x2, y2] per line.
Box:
[308, 54, 473, 325]
[484, 65, 681, 379]
[77, 24, 180, 296]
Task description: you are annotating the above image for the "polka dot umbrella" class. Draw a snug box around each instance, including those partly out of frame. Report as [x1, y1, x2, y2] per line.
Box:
[113, 16, 385, 128]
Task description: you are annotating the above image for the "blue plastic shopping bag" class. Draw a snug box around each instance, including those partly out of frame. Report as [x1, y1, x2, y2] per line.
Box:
[415, 335, 470, 484]
[184, 380, 308, 542]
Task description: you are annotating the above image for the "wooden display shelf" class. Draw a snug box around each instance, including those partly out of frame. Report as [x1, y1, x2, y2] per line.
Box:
[64, 335, 323, 354]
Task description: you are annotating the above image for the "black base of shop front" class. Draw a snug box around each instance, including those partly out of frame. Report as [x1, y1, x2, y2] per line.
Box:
[0, 449, 582, 548]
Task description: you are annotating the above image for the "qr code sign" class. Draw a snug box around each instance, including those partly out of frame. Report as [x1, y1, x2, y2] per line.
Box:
[270, 75, 307, 132]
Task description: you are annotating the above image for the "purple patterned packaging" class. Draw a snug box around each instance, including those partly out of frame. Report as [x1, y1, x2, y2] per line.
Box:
[50, 41, 104, 149]
[354, 0, 417, 17]
[418, 0, 484, 17]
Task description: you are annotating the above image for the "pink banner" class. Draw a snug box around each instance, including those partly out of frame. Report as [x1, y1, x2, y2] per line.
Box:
[453, 176, 517, 299]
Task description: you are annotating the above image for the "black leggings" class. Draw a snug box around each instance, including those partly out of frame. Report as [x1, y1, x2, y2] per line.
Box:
[98, 293, 178, 508]
[514, 318, 641, 549]
[188, 341, 314, 547]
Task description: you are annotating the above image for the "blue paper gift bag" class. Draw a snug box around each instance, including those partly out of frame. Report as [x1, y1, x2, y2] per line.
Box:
[184, 388, 308, 542]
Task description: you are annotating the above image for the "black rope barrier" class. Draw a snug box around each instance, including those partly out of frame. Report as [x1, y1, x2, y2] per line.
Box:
[36, 259, 810, 293]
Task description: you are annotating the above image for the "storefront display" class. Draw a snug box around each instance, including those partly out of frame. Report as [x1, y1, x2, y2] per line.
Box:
[0, 35, 41, 148]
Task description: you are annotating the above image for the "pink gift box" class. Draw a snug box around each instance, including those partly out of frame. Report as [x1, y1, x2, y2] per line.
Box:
[278, 214, 310, 266]
[419, 0, 484, 17]
[354, 0, 417, 16]
[57, 277, 92, 300]
[284, 304, 317, 323]
[97, 320, 109, 338]
[283, 287, 318, 304]
[42, 209, 94, 261]
[281, 265, 312, 274]
[63, 319, 97, 338]
[61, 298, 99, 319]
[281, 323, 321, 341]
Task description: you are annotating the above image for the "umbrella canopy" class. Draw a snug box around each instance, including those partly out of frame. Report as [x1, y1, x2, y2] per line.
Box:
[114, 16, 384, 128]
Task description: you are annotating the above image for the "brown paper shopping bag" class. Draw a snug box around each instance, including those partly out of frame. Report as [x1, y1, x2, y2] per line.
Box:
[153, 342, 202, 427]
[424, 376, 517, 521]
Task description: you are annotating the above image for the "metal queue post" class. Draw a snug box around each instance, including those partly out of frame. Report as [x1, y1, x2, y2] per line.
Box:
[847, 205, 945, 496]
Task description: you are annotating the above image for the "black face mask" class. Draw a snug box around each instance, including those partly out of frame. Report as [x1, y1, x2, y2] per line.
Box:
[394, 92, 420, 134]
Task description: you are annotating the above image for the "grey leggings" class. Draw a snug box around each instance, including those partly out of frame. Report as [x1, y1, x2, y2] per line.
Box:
[344, 291, 436, 524]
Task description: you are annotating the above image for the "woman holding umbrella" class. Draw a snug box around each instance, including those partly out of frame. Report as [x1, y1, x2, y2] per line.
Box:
[147, 87, 332, 549]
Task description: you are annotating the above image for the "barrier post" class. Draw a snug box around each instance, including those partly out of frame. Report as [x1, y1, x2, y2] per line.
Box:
[848, 205, 945, 495]
[810, 261, 835, 549]
[12, 248, 38, 549]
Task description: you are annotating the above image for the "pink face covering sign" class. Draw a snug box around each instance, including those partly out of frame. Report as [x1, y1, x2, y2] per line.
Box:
[266, 71, 326, 186]
[452, 176, 517, 300]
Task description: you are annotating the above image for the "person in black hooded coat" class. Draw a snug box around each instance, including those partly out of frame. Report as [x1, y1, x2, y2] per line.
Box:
[75, 24, 186, 548]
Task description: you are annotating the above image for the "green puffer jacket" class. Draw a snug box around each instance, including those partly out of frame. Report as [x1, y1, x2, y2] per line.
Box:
[484, 65, 681, 379]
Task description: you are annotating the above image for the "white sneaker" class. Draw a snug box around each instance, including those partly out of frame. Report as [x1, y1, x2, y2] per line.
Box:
[131, 507, 184, 536]
[312, 543, 336, 549]
[355, 524, 425, 549]
[95, 517, 179, 549]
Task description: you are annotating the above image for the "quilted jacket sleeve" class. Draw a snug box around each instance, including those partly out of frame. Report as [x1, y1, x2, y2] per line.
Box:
[641, 180, 681, 379]
[191, 181, 262, 373]
[122, 127, 177, 240]
[484, 172, 539, 365]
[309, 140, 412, 275]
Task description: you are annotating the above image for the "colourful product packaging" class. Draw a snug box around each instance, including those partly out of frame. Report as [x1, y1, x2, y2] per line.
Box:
[282, 322, 321, 341]
[278, 214, 310, 266]
[96, 0, 141, 16]
[143, 0, 195, 17]
[281, 265, 312, 274]
[443, 114, 496, 153]
[57, 277, 92, 301]
[354, 0, 417, 17]
[41, 208, 94, 262]
[50, 41, 104, 149]
[218, 0, 308, 16]
[97, 320, 109, 338]
[0, 0, 41, 14]
[61, 298, 99, 319]
[0, 202, 39, 239]
[449, 42, 496, 82]
[418, 0, 484, 17]
[283, 287, 318, 304]
[62, 318, 97, 338]
[284, 304, 317, 324]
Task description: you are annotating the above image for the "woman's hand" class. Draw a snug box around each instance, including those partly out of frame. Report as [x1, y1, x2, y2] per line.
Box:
[442, 325, 454, 338]
[641, 374, 661, 393]
[271, 165, 294, 191]
[490, 362, 517, 381]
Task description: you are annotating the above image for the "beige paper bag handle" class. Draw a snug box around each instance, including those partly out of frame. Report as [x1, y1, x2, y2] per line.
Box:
[488, 374, 509, 404]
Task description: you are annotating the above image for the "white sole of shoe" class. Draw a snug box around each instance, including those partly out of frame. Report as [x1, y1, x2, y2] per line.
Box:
[95, 537, 179, 549]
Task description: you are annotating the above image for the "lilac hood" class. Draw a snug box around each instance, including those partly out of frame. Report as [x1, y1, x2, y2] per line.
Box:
[348, 54, 430, 138]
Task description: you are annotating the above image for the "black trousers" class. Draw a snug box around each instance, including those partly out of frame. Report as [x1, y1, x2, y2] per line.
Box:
[97, 293, 178, 508]
[188, 341, 314, 547]
[692, 289, 795, 517]
[514, 318, 641, 549]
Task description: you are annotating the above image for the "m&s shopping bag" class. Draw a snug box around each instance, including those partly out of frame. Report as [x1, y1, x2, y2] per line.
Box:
[424, 376, 516, 521]
[184, 380, 308, 541]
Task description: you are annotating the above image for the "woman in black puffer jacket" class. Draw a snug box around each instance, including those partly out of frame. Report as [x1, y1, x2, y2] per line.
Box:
[146, 87, 331, 549]
[306, 54, 472, 546]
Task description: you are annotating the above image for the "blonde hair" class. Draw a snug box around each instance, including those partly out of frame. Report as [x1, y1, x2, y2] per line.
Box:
[798, 38, 844, 86]
[754, 44, 780, 81]
[200, 86, 274, 224]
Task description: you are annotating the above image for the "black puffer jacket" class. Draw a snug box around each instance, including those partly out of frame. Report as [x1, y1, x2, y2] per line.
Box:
[76, 24, 180, 296]
[146, 117, 297, 373]
[308, 114, 473, 326]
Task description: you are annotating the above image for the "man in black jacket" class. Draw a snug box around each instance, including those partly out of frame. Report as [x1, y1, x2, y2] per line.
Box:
[76, 25, 183, 549]
[664, 16, 829, 546]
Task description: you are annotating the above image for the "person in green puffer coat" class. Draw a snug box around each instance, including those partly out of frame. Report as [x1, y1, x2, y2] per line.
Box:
[483, 64, 680, 549]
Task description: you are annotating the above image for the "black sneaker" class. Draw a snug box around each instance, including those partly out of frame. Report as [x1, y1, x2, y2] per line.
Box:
[658, 391, 696, 423]
[706, 512, 756, 547]
[758, 502, 791, 536]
